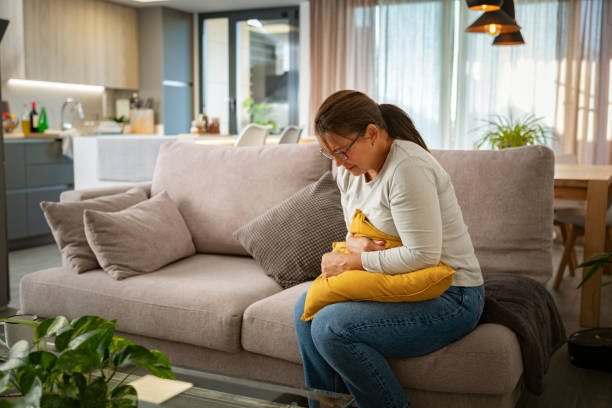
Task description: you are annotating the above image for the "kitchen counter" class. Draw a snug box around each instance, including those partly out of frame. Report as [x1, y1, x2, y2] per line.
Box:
[4, 132, 62, 140]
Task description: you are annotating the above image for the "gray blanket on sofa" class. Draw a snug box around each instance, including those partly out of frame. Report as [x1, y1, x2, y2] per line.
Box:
[479, 273, 566, 395]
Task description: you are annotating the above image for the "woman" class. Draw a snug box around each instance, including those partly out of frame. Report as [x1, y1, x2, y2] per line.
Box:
[293, 90, 485, 408]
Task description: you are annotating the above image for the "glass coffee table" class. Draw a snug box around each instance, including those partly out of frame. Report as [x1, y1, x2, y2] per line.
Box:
[1, 345, 354, 407]
[127, 366, 355, 408]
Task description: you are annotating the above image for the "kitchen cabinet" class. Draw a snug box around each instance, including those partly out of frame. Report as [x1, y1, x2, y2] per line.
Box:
[4, 139, 74, 247]
[0, 0, 138, 89]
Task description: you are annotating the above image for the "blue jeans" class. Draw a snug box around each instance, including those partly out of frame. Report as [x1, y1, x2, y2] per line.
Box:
[293, 285, 485, 408]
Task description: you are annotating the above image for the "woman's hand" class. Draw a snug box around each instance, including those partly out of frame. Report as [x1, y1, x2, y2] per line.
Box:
[321, 251, 362, 278]
[346, 235, 386, 254]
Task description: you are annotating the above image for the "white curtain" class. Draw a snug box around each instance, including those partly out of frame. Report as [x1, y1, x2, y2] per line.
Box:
[452, 0, 563, 150]
[555, 0, 612, 164]
[309, 0, 377, 133]
[311, 0, 611, 160]
[376, 0, 455, 149]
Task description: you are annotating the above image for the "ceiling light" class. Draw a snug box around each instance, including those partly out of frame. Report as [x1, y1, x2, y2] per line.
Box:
[493, 31, 525, 46]
[466, 0, 503, 12]
[7, 79, 104, 93]
[465, 9, 521, 36]
[247, 19, 263, 29]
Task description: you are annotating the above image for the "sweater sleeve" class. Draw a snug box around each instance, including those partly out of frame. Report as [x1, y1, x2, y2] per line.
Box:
[361, 161, 442, 274]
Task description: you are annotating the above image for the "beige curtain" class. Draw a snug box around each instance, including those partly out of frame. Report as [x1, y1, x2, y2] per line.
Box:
[309, 0, 377, 132]
[555, 0, 612, 164]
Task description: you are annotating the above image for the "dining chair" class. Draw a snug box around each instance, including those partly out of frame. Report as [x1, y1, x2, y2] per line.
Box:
[235, 124, 272, 147]
[553, 153, 585, 280]
[553, 210, 612, 289]
[277, 126, 303, 144]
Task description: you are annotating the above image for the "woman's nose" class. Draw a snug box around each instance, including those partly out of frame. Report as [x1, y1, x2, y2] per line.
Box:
[334, 157, 343, 167]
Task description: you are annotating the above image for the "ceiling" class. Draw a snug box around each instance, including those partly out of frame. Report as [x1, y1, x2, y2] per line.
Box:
[107, 0, 304, 13]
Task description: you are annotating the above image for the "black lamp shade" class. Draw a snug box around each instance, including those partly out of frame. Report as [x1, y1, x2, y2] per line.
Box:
[466, 0, 503, 12]
[493, 30, 525, 45]
[465, 9, 521, 35]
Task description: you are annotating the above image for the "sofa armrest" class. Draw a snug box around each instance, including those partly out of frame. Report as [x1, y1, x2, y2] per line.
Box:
[60, 183, 152, 202]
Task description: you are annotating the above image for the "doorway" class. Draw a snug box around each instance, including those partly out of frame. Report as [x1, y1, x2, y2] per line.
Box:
[199, 7, 299, 135]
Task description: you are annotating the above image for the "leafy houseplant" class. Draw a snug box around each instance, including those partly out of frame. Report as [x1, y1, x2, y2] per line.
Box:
[577, 252, 612, 289]
[0, 315, 174, 407]
[242, 97, 277, 129]
[473, 113, 552, 150]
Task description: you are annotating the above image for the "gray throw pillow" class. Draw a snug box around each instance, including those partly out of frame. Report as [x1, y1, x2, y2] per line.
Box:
[234, 171, 347, 289]
[40, 187, 149, 274]
[83, 191, 196, 280]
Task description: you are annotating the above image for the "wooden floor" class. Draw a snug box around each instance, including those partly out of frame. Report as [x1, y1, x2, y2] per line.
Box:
[2, 243, 611, 407]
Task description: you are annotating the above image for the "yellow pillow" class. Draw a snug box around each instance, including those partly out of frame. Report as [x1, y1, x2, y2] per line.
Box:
[301, 209, 454, 321]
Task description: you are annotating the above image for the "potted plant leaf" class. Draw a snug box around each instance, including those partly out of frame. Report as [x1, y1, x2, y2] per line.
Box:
[473, 113, 553, 150]
[576, 252, 612, 290]
[0, 315, 174, 407]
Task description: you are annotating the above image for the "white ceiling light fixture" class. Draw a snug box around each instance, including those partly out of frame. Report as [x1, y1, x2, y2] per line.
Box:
[7, 79, 105, 93]
[247, 19, 264, 29]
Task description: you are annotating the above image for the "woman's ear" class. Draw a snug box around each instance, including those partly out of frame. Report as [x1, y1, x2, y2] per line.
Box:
[366, 123, 379, 145]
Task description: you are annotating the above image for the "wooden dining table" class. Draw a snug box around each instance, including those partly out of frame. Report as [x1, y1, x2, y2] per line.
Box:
[554, 164, 612, 327]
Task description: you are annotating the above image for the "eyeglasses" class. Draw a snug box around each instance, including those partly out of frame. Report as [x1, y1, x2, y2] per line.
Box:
[320, 133, 361, 161]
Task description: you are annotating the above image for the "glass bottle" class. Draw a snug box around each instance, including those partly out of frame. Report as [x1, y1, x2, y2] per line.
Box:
[38, 106, 48, 133]
[21, 104, 30, 134]
[29, 102, 39, 133]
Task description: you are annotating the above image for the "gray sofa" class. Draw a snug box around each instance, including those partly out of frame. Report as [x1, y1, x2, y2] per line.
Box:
[20, 141, 555, 407]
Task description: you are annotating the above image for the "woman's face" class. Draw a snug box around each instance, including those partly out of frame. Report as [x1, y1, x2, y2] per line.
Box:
[319, 124, 380, 176]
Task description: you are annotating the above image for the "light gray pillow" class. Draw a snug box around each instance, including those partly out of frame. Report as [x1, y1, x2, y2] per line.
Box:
[40, 187, 149, 274]
[234, 171, 347, 289]
[83, 191, 196, 280]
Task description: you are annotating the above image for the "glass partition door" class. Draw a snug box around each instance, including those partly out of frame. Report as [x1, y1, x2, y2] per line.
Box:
[200, 8, 299, 135]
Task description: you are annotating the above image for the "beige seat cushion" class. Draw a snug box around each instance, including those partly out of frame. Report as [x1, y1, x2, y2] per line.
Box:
[151, 142, 330, 256]
[20, 254, 282, 353]
[242, 285, 522, 395]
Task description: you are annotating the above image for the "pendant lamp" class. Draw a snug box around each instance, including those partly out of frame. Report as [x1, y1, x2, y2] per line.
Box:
[493, 31, 525, 45]
[492, 0, 525, 45]
[466, 0, 503, 11]
[465, 7, 521, 36]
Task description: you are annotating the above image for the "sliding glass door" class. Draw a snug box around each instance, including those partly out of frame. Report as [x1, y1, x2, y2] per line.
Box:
[199, 7, 299, 135]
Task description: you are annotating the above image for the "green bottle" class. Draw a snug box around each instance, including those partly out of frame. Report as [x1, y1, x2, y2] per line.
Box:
[38, 106, 48, 133]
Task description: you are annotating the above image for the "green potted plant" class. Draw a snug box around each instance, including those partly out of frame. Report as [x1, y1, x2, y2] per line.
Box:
[0, 315, 174, 407]
[577, 252, 612, 289]
[242, 97, 277, 130]
[473, 113, 553, 149]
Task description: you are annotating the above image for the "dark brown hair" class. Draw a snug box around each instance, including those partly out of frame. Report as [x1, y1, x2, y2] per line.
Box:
[314, 90, 429, 151]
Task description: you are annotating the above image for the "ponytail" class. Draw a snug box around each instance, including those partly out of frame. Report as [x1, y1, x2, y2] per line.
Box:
[315, 90, 429, 152]
[378, 104, 429, 152]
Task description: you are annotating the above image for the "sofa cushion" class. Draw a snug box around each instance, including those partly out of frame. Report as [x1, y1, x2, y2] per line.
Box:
[151, 142, 330, 256]
[83, 191, 196, 280]
[431, 146, 554, 283]
[242, 285, 523, 395]
[40, 187, 149, 274]
[20, 255, 282, 353]
[234, 171, 347, 289]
